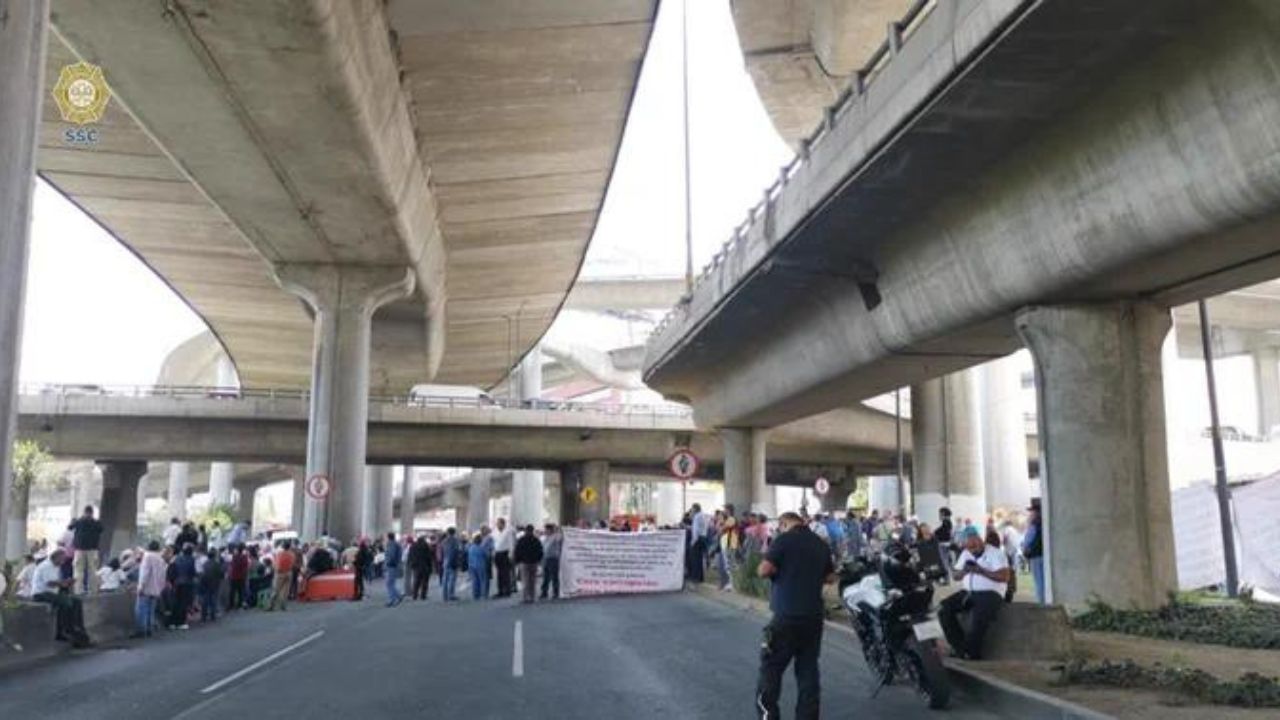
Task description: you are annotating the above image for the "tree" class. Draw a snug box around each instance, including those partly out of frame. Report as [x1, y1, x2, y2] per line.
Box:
[10, 440, 52, 504]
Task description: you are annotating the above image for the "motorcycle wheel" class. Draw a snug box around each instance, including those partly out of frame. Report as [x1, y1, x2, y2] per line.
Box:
[902, 637, 951, 710]
[851, 618, 889, 682]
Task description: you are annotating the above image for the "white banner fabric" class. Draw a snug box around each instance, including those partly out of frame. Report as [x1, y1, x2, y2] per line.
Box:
[560, 529, 685, 598]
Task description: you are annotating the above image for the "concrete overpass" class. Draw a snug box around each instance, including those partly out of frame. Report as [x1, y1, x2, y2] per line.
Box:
[643, 0, 1280, 609]
[17, 387, 904, 472]
[1, 0, 664, 551]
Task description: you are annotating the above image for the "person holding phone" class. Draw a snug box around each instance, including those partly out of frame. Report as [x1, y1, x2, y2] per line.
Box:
[30, 548, 92, 646]
[938, 526, 1010, 660]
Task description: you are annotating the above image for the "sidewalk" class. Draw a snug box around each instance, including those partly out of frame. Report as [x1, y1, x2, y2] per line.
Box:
[686, 582, 1107, 720]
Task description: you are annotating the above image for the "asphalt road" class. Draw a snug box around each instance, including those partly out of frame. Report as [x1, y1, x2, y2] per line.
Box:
[0, 581, 1009, 719]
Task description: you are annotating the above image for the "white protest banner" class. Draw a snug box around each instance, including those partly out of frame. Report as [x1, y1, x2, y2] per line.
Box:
[561, 528, 685, 598]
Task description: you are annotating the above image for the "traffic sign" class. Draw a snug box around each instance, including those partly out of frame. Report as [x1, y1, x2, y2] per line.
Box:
[667, 449, 700, 480]
[305, 474, 332, 500]
[814, 477, 830, 496]
[580, 486, 599, 504]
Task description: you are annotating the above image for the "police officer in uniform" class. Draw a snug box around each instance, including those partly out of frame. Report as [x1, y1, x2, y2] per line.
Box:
[755, 511, 834, 719]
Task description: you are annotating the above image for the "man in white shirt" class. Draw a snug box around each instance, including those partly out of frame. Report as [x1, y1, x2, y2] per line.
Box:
[30, 549, 91, 645]
[492, 518, 516, 598]
[163, 518, 182, 548]
[938, 526, 1009, 660]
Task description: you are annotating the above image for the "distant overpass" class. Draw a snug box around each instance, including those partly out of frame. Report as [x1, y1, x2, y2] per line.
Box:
[17, 386, 903, 473]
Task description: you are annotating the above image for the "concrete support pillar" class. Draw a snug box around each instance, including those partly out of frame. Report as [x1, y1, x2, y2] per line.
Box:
[823, 479, 853, 514]
[911, 371, 985, 525]
[167, 462, 190, 521]
[722, 428, 772, 516]
[1253, 347, 1280, 439]
[0, 0, 49, 560]
[867, 476, 901, 514]
[136, 473, 150, 516]
[97, 461, 147, 559]
[656, 481, 684, 526]
[980, 356, 1032, 513]
[511, 349, 546, 527]
[1016, 303, 1177, 610]
[209, 462, 234, 507]
[273, 264, 415, 543]
[291, 468, 306, 530]
[361, 465, 395, 538]
[237, 485, 258, 528]
[561, 461, 610, 527]
[399, 466, 416, 536]
[466, 470, 492, 532]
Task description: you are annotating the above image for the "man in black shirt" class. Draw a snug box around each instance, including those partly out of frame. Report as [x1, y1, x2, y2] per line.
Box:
[755, 511, 834, 720]
[67, 505, 104, 595]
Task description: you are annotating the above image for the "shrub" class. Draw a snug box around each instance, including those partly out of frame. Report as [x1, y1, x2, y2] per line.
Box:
[1056, 658, 1280, 708]
[1071, 595, 1280, 650]
[734, 552, 771, 601]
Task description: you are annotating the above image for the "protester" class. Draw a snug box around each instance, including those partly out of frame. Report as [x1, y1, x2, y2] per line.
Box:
[441, 528, 461, 602]
[717, 505, 740, 592]
[132, 541, 166, 638]
[352, 539, 373, 601]
[688, 504, 709, 583]
[384, 532, 405, 607]
[15, 554, 37, 598]
[227, 545, 250, 610]
[162, 518, 182, 549]
[514, 525, 544, 604]
[493, 518, 515, 598]
[30, 548, 91, 646]
[939, 526, 1010, 660]
[96, 558, 126, 592]
[755, 512, 833, 720]
[540, 524, 563, 600]
[467, 535, 489, 600]
[199, 548, 225, 622]
[67, 505, 104, 595]
[167, 544, 197, 629]
[480, 525, 496, 598]
[1021, 502, 1044, 604]
[409, 535, 434, 600]
[262, 540, 292, 611]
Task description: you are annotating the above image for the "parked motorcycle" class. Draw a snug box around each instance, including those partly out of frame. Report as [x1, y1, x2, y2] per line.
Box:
[839, 543, 951, 709]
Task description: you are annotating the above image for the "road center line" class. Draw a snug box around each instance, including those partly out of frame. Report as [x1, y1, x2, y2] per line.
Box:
[513, 620, 524, 678]
[200, 630, 325, 694]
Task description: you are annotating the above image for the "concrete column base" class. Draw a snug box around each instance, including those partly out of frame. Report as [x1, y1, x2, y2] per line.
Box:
[722, 428, 772, 516]
[97, 461, 148, 559]
[274, 264, 415, 544]
[911, 370, 986, 522]
[561, 461, 609, 527]
[167, 462, 190, 521]
[466, 470, 492, 532]
[980, 356, 1032, 513]
[1017, 302, 1177, 610]
[398, 467, 416, 536]
[511, 469, 545, 528]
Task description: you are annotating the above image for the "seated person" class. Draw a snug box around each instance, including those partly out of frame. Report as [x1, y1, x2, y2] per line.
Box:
[305, 546, 335, 578]
[97, 558, 126, 592]
[938, 526, 1009, 660]
[29, 548, 92, 646]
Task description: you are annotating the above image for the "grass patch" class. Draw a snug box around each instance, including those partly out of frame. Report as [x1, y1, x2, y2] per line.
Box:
[1071, 595, 1280, 650]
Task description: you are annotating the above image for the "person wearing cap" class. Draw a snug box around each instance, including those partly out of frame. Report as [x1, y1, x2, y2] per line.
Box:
[755, 511, 835, 720]
[30, 548, 91, 645]
[939, 525, 1010, 660]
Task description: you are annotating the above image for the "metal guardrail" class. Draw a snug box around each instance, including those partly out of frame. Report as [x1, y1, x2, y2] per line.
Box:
[19, 383, 694, 419]
[652, 0, 939, 341]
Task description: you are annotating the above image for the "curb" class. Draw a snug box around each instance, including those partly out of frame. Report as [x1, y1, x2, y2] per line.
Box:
[686, 584, 1113, 720]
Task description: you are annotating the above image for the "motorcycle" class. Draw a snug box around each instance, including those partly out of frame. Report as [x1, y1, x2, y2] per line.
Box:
[839, 542, 951, 709]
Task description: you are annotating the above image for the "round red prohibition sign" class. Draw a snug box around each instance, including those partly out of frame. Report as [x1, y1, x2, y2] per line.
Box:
[305, 474, 332, 500]
[814, 477, 831, 496]
[667, 449, 701, 480]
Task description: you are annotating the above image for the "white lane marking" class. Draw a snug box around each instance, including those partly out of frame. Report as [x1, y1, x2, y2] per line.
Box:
[200, 630, 325, 694]
[513, 620, 524, 678]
